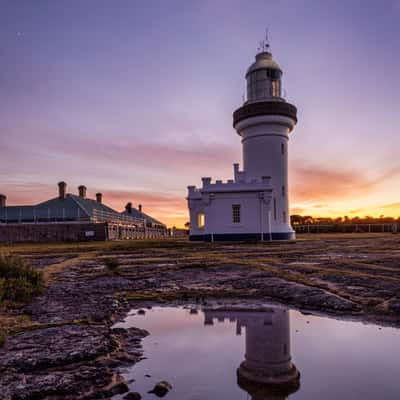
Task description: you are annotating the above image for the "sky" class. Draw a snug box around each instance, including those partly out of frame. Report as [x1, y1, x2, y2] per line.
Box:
[1, 0, 399, 227]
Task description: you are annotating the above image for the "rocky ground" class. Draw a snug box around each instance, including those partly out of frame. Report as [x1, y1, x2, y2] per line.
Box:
[1, 233, 400, 399]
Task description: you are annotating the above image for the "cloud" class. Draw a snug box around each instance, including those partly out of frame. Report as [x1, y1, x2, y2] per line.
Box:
[0, 182, 57, 205]
[46, 139, 239, 173]
[101, 189, 188, 226]
[380, 202, 400, 209]
[311, 203, 328, 208]
[290, 207, 305, 215]
[290, 161, 400, 203]
[102, 188, 185, 212]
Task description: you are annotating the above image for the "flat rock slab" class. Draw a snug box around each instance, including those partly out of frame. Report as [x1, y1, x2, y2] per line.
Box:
[0, 325, 115, 373]
[0, 325, 147, 400]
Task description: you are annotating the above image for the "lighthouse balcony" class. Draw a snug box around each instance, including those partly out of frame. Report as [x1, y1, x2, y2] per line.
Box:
[233, 100, 297, 127]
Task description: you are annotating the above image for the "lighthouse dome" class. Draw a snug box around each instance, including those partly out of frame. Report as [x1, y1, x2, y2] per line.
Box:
[245, 51, 284, 102]
[246, 51, 282, 77]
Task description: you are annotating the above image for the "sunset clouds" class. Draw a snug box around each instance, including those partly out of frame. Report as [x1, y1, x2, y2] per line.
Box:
[290, 162, 400, 219]
[1, 1, 399, 227]
[290, 163, 400, 203]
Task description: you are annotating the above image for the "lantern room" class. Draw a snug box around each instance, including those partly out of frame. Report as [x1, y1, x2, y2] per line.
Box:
[245, 51, 283, 102]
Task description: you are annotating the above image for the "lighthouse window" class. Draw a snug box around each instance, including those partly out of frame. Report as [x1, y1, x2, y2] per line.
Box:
[271, 69, 281, 80]
[281, 143, 285, 155]
[283, 211, 287, 223]
[197, 213, 205, 228]
[273, 198, 277, 220]
[232, 204, 241, 223]
[256, 70, 264, 80]
[272, 80, 281, 97]
[282, 186, 285, 197]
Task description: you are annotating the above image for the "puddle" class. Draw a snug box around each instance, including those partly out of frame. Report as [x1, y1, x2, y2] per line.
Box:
[113, 305, 400, 399]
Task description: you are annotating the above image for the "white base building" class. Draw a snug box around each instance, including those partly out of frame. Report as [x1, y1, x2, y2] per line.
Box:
[188, 38, 297, 242]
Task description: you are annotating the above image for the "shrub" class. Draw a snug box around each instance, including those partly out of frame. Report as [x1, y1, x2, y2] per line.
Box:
[103, 257, 120, 274]
[0, 329, 5, 348]
[0, 253, 44, 304]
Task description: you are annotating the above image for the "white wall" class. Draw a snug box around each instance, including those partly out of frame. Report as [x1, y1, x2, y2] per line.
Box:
[235, 115, 295, 234]
[188, 190, 276, 236]
[243, 308, 292, 375]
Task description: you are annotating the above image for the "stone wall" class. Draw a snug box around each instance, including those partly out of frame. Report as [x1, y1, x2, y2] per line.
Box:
[0, 222, 108, 243]
[0, 222, 170, 243]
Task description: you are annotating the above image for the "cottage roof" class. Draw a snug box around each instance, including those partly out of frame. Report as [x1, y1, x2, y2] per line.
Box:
[1, 194, 127, 223]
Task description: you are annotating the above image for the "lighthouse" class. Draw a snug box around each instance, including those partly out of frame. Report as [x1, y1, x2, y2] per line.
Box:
[187, 34, 297, 241]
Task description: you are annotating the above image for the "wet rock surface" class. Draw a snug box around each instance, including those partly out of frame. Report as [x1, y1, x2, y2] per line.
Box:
[148, 381, 172, 397]
[0, 325, 114, 373]
[2, 235, 400, 399]
[0, 323, 147, 400]
[123, 392, 142, 400]
[0, 256, 149, 400]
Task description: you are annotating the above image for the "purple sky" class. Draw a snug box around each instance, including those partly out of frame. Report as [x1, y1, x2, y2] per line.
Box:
[1, 0, 399, 226]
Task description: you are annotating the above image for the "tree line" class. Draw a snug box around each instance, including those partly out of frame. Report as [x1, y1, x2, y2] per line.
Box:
[290, 215, 399, 225]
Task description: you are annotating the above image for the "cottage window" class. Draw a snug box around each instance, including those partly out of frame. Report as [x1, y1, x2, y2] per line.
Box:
[232, 204, 241, 223]
[197, 213, 205, 228]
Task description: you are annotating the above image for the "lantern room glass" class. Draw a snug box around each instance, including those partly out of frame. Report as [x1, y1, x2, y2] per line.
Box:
[246, 68, 282, 102]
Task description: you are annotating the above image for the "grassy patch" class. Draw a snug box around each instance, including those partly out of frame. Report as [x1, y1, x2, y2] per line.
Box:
[103, 257, 120, 274]
[0, 239, 198, 257]
[0, 253, 44, 304]
[0, 329, 5, 347]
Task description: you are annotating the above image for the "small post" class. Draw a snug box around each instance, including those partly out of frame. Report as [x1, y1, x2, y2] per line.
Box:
[268, 210, 272, 241]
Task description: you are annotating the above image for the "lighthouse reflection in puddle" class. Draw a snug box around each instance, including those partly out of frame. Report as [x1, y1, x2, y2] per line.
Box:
[203, 306, 300, 399]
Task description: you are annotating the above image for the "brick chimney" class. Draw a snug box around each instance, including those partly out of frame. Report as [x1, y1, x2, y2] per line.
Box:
[138, 204, 142, 213]
[0, 194, 6, 207]
[78, 185, 87, 198]
[125, 202, 132, 214]
[96, 193, 103, 203]
[58, 181, 67, 200]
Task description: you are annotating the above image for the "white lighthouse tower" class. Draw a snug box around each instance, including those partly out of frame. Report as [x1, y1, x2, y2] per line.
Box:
[187, 34, 297, 241]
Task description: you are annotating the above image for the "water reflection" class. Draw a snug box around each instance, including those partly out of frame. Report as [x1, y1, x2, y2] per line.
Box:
[113, 304, 400, 400]
[203, 306, 300, 399]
